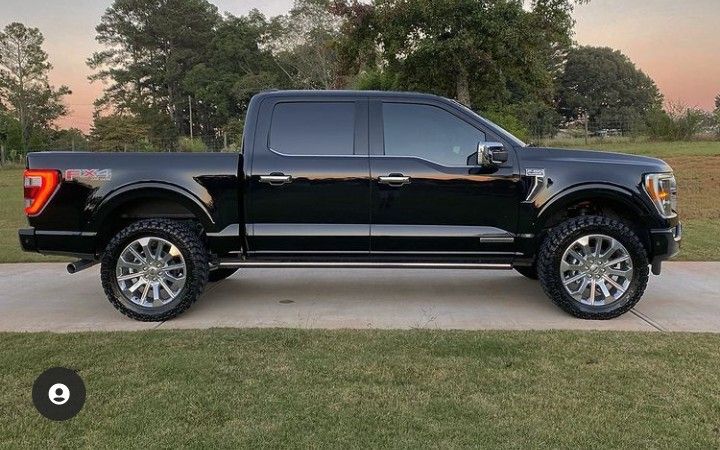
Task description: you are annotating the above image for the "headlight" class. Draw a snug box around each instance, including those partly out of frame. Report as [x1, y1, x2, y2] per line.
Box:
[643, 173, 677, 218]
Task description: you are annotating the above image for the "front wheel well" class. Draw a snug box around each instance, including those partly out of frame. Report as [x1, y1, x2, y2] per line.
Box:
[539, 197, 652, 253]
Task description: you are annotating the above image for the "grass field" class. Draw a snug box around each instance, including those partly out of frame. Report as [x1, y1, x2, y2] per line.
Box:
[1, 329, 719, 447]
[543, 137, 720, 158]
[1, 140, 718, 262]
[0, 168, 65, 262]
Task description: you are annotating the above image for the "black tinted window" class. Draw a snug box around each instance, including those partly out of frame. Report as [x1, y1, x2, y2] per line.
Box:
[270, 102, 355, 155]
[383, 103, 486, 166]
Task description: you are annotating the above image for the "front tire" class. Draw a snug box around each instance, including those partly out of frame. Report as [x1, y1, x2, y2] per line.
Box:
[101, 219, 209, 322]
[537, 216, 649, 320]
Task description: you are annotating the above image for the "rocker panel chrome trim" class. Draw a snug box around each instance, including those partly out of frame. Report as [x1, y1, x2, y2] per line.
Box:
[217, 260, 513, 270]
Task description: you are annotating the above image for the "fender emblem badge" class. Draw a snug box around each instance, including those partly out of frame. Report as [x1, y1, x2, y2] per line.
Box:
[64, 169, 112, 181]
[525, 168, 545, 177]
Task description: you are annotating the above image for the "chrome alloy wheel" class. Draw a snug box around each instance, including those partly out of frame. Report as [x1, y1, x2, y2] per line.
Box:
[115, 237, 186, 307]
[560, 234, 634, 306]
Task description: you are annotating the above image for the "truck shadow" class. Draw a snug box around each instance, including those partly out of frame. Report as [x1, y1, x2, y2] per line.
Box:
[202, 269, 549, 307]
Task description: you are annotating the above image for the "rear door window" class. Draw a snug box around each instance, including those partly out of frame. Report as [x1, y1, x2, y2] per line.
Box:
[269, 102, 355, 156]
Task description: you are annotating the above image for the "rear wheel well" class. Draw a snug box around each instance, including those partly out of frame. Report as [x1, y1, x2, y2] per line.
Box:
[96, 198, 202, 254]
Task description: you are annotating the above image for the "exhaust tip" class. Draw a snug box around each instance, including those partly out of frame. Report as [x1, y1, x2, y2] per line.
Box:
[67, 259, 98, 274]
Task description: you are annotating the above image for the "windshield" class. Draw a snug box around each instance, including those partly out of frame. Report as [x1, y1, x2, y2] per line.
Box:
[450, 100, 527, 147]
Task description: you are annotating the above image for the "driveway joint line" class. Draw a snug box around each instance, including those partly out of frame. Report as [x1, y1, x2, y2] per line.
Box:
[630, 309, 667, 332]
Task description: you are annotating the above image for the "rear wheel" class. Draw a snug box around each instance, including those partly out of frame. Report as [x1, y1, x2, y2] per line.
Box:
[537, 216, 649, 320]
[100, 219, 209, 321]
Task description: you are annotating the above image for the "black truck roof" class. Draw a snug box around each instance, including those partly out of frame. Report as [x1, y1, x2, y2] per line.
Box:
[253, 89, 446, 101]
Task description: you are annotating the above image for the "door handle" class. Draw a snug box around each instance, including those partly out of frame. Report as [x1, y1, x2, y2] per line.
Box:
[378, 175, 411, 187]
[259, 174, 293, 186]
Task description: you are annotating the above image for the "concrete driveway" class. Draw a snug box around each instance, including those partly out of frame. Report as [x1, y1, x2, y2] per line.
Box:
[0, 262, 717, 333]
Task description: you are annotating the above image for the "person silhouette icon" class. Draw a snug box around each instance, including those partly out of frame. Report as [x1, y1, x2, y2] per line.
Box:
[48, 383, 70, 405]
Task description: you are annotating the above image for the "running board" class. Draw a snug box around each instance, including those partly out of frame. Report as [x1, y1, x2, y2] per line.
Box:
[217, 260, 512, 270]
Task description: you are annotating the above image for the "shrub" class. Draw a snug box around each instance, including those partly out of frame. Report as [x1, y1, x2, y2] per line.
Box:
[647, 104, 710, 141]
[482, 109, 530, 143]
[353, 70, 400, 91]
[178, 137, 208, 152]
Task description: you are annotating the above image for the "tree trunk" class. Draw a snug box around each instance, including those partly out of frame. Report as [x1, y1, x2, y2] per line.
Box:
[0, 144, 5, 166]
[19, 106, 28, 154]
[456, 65, 471, 108]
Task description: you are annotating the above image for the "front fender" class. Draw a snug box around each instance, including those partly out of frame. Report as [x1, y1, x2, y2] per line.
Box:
[536, 183, 656, 229]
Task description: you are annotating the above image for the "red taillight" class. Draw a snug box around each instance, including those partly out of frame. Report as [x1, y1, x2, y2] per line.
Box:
[24, 169, 60, 216]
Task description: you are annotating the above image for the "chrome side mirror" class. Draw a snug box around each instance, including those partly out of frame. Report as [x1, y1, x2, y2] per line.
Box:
[477, 142, 508, 166]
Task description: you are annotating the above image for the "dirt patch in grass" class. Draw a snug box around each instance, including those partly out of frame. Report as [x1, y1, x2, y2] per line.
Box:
[664, 156, 720, 220]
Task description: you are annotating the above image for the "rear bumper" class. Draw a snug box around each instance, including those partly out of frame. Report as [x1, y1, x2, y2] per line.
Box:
[19, 228, 97, 259]
[649, 222, 682, 274]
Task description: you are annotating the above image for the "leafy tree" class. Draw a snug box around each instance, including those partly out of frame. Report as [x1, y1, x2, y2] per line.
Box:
[557, 46, 663, 132]
[47, 128, 89, 151]
[710, 94, 720, 138]
[89, 114, 150, 151]
[267, 0, 345, 89]
[333, 0, 584, 111]
[88, 0, 221, 142]
[182, 11, 288, 135]
[0, 22, 71, 152]
[0, 108, 22, 152]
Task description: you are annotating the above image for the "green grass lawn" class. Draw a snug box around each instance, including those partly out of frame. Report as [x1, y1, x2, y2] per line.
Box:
[2, 140, 719, 262]
[0, 168, 66, 262]
[1, 329, 719, 447]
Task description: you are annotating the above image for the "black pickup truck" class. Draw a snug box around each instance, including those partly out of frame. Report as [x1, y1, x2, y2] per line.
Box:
[19, 90, 680, 321]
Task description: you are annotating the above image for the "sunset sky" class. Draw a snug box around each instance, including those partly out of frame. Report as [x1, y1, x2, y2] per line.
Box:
[3, 0, 719, 132]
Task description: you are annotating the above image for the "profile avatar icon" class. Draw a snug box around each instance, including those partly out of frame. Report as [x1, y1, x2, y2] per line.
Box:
[33, 368, 86, 420]
[48, 383, 70, 405]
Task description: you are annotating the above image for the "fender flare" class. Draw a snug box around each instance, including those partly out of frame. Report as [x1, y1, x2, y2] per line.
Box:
[90, 182, 216, 231]
[536, 183, 654, 229]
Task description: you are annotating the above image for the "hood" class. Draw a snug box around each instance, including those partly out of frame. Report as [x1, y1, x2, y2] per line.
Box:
[523, 147, 673, 173]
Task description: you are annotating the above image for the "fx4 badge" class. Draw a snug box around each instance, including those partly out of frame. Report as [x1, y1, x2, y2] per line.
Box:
[64, 169, 112, 182]
[525, 168, 545, 177]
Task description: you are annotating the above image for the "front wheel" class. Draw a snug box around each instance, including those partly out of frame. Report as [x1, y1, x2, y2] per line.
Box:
[101, 219, 209, 321]
[537, 216, 649, 320]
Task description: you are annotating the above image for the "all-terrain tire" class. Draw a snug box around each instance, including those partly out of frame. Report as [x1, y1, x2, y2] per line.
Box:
[208, 268, 239, 282]
[101, 219, 209, 321]
[537, 216, 649, 320]
[514, 265, 538, 280]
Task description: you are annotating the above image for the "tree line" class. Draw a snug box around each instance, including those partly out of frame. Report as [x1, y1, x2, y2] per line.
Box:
[1, 0, 719, 156]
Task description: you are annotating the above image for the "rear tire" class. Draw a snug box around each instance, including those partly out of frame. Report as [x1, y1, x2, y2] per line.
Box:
[208, 268, 239, 282]
[537, 216, 649, 320]
[100, 219, 209, 322]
